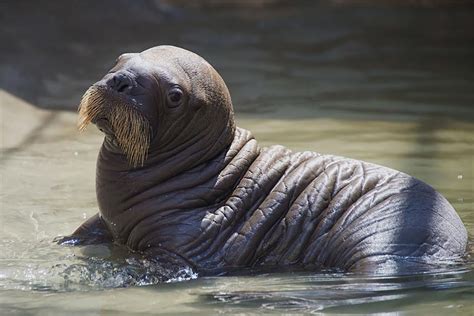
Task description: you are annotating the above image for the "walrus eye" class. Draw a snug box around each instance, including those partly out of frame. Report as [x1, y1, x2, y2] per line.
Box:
[167, 87, 184, 108]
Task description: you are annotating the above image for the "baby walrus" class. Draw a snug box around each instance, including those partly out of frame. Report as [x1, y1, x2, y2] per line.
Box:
[59, 45, 467, 275]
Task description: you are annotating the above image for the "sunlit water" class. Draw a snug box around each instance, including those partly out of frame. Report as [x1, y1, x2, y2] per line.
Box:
[1, 1, 474, 315]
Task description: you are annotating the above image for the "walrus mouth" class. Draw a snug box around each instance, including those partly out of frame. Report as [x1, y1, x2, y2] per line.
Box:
[78, 85, 151, 167]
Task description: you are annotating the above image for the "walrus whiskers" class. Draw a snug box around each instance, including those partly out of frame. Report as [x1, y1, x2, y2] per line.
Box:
[78, 86, 105, 131]
[110, 105, 150, 167]
[78, 85, 151, 167]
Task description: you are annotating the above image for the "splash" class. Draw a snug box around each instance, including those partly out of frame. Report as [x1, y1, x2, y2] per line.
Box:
[0, 241, 197, 292]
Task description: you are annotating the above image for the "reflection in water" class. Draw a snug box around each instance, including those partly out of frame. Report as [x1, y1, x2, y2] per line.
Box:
[0, 236, 472, 314]
[194, 267, 473, 313]
[0, 0, 473, 315]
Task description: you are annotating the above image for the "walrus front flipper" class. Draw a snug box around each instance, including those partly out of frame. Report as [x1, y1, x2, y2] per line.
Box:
[55, 213, 113, 246]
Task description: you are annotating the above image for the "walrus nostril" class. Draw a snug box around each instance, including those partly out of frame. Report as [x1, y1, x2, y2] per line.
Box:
[108, 72, 133, 93]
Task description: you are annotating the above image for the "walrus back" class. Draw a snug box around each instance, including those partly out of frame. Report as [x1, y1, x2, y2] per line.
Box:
[208, 143, 468, 272]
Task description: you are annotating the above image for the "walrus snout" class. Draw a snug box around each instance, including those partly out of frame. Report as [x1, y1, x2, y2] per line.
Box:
[101, 70, 154, 100]
[107, 72, 134, 93]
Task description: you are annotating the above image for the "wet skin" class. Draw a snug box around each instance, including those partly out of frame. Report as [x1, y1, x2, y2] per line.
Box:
[59, 46, 468, 274]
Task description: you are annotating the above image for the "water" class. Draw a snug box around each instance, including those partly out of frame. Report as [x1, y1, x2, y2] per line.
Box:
[1, 1, 473, 314]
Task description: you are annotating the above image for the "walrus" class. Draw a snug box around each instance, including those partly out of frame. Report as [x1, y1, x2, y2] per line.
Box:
[58, 45, 468, 275]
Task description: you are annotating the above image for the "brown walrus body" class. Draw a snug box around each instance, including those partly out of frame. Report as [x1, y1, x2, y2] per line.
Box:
[59, 46, 467, 275]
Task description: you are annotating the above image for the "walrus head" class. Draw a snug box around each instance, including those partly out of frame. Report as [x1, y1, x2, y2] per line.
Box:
[78, 45, 235, 168]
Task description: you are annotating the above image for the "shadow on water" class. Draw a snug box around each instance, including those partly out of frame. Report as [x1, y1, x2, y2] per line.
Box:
[1, 0, 474, 121]
[0, 113, 59, 164]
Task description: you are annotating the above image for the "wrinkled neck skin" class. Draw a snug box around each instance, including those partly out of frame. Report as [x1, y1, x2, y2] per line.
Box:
[96, 125, 257, 266]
